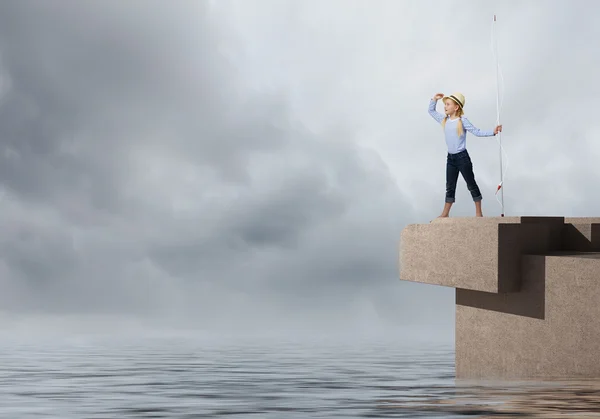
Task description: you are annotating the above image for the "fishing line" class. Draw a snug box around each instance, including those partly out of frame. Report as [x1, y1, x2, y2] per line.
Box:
[491, 14, 508, 216]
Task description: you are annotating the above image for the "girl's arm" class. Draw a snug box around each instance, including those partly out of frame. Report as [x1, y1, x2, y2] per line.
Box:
[428, 98, 445, 124]
[461, 116, 495, 137]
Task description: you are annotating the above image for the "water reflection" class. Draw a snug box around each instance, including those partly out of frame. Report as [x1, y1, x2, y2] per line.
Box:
[378, 378, 600, 417]
[2, 337, 600, 418]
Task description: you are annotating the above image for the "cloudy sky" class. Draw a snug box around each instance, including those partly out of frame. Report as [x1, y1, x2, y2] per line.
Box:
[0, 0, 596, 339]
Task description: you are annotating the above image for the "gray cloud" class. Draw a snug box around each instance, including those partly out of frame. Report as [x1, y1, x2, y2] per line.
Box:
[0, 0, 594, 338]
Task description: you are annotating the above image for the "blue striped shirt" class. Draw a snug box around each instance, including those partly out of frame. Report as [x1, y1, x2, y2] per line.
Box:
[428, 99, 495, 154]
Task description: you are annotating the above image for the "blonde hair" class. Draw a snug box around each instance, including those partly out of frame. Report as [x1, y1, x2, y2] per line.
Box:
[441, 99, 464, 136]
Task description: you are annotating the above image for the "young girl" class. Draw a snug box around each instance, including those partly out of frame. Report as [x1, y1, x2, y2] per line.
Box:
[428, 92, 502, 218]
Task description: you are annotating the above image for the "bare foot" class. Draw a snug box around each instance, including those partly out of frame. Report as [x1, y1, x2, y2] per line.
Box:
[476, 213, 483, 217]
[438, 214, 449, 218]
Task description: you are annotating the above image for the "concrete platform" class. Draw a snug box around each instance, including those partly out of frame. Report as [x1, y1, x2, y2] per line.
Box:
[398, 216, 600, 379]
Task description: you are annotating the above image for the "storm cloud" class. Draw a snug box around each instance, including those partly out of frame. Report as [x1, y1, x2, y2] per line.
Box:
[0, 0, 596, 338]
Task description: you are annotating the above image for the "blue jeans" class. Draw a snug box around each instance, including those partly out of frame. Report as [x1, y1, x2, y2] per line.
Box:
[445, 149, 482, 203]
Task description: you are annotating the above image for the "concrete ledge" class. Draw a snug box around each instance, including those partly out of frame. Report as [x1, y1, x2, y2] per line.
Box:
[398, 215, 600, 379]
[399, 216, 564, 293]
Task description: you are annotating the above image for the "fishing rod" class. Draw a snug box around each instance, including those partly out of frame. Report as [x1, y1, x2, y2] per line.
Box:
[492, 14, 507, 217]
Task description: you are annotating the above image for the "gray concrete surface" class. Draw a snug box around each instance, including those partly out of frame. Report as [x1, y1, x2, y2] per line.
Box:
[399, 216, 600, 379]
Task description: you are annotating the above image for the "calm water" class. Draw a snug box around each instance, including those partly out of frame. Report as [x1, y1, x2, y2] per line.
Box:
[1, 335, 599, 418]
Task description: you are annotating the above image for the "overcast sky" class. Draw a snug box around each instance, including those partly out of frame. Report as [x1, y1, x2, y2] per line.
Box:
[0, 0, 596, 339]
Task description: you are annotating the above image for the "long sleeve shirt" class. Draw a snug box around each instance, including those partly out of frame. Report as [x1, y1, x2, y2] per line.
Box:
[428, 98, 495, 154]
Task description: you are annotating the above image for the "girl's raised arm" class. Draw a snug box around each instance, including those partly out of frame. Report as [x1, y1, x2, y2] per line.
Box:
[428, 98, 445, 124]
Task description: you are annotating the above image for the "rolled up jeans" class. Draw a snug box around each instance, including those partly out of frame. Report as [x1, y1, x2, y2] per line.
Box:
[445, 149, 482, 203]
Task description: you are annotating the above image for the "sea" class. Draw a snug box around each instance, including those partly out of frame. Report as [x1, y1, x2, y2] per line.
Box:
[1, 333, 599, 418]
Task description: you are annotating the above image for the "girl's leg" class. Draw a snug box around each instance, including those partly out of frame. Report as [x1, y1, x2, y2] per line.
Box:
[474, 200, 483, 217]
[440, 202, 453, 217]
[442, 156, 459, 217]
[457, 153, 483, 217]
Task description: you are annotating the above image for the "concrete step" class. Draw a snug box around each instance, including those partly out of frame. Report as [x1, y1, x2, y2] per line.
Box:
[399, 216, 600, 293]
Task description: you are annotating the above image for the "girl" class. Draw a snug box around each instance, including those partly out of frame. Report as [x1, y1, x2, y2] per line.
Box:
[428, 92, 502, 217]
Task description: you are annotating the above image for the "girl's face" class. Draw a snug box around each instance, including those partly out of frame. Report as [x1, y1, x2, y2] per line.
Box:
[444, 99, 459, 115]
